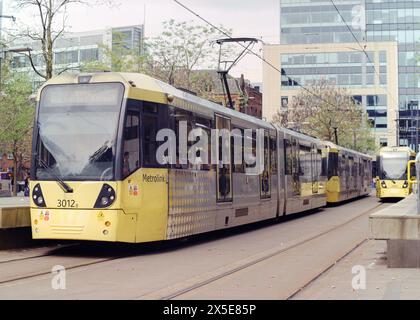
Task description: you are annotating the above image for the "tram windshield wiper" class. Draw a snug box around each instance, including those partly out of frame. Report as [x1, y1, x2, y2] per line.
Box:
[38, 158, 74, 193]
[89, 140, 112, 163]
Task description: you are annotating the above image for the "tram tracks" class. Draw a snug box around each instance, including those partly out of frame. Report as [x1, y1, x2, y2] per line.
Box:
[0, 251, 127, 286]
[0, 200, 387, 297]
[0, 244, 79, 265]
[137, 202, 385, 300]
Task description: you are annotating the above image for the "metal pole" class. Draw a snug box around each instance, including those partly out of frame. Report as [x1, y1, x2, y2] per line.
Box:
[417, 109, 419, 153]
[395, 109, 399, 147]
[354, 130, 356, 149]
[333, 127, 338, 145]
[411, 102, 414, 150]
[220, 71, 234, 110]
[416, 102, 419, 153]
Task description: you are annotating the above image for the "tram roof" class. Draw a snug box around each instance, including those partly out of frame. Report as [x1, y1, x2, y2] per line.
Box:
[323, 141, 372, 159]
[39, 72, 275, 131]
[378, 146, 416, 155]
[38, 72, 373, 159]
[277, 126, 325, 146]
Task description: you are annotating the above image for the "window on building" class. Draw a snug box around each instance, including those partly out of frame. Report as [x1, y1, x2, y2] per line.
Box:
[54, 50, 79, 65]
[80, 48, 99, 63]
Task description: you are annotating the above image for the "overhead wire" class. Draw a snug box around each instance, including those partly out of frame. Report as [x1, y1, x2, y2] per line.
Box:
[173, 0, 347, 112]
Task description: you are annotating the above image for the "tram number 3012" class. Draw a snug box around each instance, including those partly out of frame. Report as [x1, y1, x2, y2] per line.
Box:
[57, 199, 77, 208]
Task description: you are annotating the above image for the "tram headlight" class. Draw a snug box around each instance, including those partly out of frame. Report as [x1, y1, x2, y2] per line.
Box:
[403, 181, 409, 188]
[32, 184, 47, 208]
[94, 184, 116, 208]
[381, 181, 387, 188]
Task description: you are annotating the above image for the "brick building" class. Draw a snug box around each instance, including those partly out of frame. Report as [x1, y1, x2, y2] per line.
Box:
[195, 70, 262, 119]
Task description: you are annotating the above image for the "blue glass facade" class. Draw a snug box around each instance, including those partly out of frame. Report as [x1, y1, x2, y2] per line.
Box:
[365, 0, 420, 147]
[280, 0, 420, 149]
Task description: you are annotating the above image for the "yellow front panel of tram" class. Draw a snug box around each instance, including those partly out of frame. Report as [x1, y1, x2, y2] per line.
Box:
[30, 168, 169, 243]
[121, 168, 169, 243]
[376, 180, 410, 199]
[326, 176, 341, 203]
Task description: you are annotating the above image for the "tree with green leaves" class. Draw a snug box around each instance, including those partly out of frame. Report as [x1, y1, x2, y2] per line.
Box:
[146, 19, 229, 87]
[0, 66, 34, 195]
[272, 79, 376, 153]
[148, 19, 240, 99]
[83, 19, 234, 100]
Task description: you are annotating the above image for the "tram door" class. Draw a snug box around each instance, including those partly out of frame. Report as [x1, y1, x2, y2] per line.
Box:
[345, 155, 350, 197]
[311, 145, 319, 194]
[291, 138, 300, 196]
[349, 156, 354, 192]
[260, 132, 271, 199]
[216, 115, 233, 203]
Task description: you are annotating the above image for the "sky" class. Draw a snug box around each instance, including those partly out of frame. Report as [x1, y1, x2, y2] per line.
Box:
[2, 0, 280, 82]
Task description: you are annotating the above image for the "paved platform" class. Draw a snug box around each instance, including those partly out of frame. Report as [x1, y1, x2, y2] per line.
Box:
[0, 197, 30, 229]
[293, 239, 420, 300]
[370, 195, 419, 240]
[370, 195, 420, 268]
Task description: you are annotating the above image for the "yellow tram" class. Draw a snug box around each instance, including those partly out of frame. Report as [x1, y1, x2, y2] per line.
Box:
[376, 146, 416, 199]
[324, 142, 372, 203]
[30, 72, 372, 243]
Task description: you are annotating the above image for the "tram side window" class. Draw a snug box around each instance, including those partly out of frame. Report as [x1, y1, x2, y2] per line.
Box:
[315, 149, 323, 179]
[299, 145, 311, 178]
[270, 137, 278, 174]
[245, 130, 257, 170]
[193, 116, 213, 171]
[284, 139, 292, 175]
[173, 109, 192, 169]
[232, 127, 245, 173]
[327, 152, 338, 178]
[123, 111, 140, 177]
[349, 157, 356, 177]
[340, 155, 346, 175]
[143, 115, 158, 167]
[216, 115, 232, 202]
[321, 150, 328, 177]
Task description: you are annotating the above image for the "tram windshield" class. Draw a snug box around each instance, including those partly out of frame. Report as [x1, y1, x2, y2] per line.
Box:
[379, 152, 409, 180]
[35, 83, 125, 181]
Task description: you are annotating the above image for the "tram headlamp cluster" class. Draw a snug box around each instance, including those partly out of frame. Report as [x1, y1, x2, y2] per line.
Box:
[32, 184, 46, 208]
[381, 181, 387, 188]
[94, 184, 116, 208]
[403, 181, 409, 189]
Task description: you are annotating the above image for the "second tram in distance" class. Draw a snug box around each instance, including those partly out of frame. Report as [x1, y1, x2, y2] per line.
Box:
[376, 146, 416, 199]
[30, 72, 372, 243]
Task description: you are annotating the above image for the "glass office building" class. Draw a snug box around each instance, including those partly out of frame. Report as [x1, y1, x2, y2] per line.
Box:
[365, 0, 420, 147]
[280, 0, 364, 44]
[277, 0, 420, 149]
[10, 25, 145, 90]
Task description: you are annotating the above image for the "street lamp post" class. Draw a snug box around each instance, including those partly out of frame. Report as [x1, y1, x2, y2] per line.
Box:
[408, 100, 419, 152]
[413, 100, 420, 153]
[333, 126, 338, 145]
